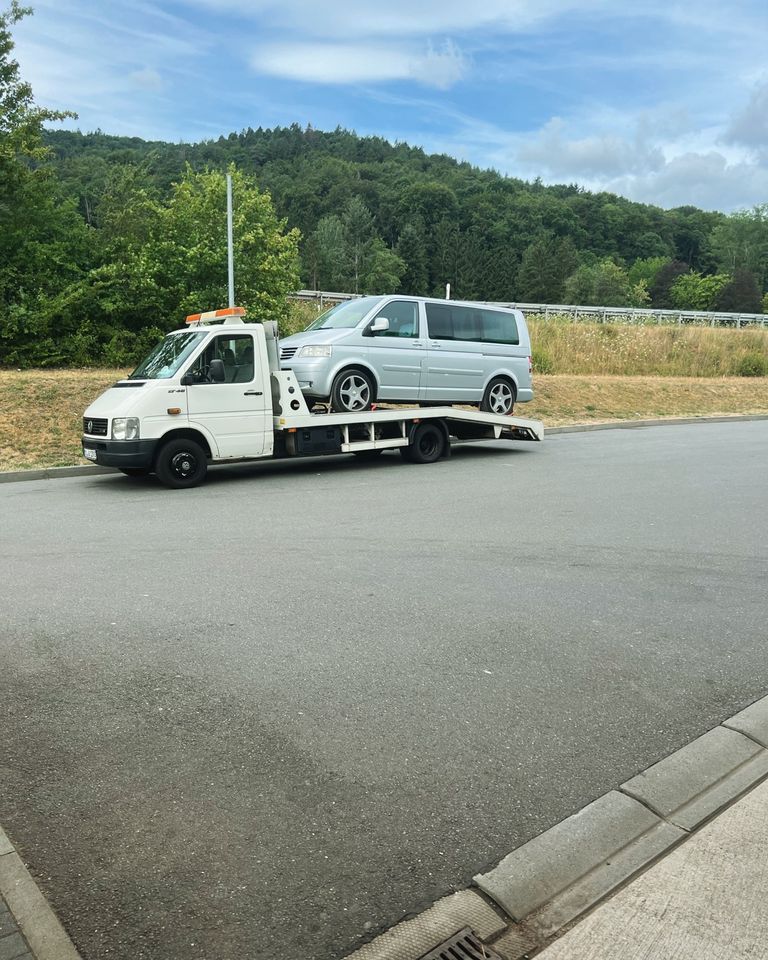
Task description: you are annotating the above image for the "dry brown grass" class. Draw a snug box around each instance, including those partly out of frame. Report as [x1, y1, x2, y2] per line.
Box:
[529, 318, 768, 377]
[2, 369, 767, 471]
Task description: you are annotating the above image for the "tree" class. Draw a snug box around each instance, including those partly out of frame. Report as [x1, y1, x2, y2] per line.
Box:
[516, 235, 579, 303]
[360, 238, 405, 294]
[648, 260, 690, 308]
[669, 271, 730, 311]
[563, 258, 635, 307]
[342, 195, 375, 293]
[708, 205, 768, 289]
[150, 165, 300, 323]
[0, 3, 95, 365]
[396, 220, 429, 295]
[628, 256, 670, 290]
[713, 270, 763, 314]
[308, 214, 347, 290]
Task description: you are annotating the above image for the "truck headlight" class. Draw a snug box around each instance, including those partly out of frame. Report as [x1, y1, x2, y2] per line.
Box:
[298, 344, 332, 358]
[112, 417, 140, 440]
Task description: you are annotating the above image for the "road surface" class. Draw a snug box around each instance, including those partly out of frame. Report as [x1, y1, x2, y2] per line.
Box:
[1, 420, 766, 960]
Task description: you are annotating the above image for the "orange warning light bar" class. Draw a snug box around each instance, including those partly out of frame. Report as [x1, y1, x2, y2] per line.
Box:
[185, 306, 246, 324]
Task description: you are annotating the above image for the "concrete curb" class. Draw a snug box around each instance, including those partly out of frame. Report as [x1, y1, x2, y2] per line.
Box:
[344, 693, 768, 960]
[1, 414, 767, 486]
[0, 829, 82, 960]
[545, 413, 768, 435]
[0, 465, 112, 484]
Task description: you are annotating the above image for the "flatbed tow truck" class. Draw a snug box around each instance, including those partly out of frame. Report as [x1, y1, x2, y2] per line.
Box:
[82, 307, 543, 488]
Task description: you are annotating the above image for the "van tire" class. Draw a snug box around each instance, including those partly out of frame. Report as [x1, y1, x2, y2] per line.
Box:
[155, 438, 207, 489]
[401, 422, 446, 464]
[330, 369, 375, 413]
[481, 377, 516, 415]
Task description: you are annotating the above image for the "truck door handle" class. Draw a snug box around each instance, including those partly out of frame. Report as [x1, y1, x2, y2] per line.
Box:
[243, 390, 263, 396]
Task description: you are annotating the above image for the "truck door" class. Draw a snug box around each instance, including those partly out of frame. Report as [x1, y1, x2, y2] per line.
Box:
[184, 332, 269, 458]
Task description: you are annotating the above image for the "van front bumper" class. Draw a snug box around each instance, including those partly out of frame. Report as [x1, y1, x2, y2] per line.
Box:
[81, 438, 157, 469]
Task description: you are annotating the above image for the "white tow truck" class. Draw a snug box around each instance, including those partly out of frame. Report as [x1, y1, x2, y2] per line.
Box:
[81, 307, 543, 488]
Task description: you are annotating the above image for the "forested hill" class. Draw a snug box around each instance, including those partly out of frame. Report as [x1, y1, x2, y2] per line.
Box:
[44, 124, 764, 313]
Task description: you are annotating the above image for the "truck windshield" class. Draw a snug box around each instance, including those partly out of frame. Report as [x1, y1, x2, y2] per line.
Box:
[304, 297, 384, 331]
[130, 331, 207, 379]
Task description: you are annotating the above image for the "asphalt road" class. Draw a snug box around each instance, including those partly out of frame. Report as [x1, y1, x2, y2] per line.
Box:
[1, 421, 767, 960]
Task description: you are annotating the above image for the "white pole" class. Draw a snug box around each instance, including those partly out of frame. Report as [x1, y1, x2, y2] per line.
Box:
[226, 173, 235, 307]
[445, 282, 451, 300]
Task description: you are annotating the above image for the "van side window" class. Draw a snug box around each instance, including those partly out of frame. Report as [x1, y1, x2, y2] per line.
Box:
[425, 304, 519, 345]
[371, 301, 419, 338]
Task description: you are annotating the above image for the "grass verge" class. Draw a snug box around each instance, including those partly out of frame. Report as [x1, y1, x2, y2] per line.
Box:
[2, 369, 767, 472]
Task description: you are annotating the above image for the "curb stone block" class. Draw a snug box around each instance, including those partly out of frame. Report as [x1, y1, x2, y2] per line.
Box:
[620, 726, 768, 831]
[723, 695, 768, 748]
[473, 791, 683, 935]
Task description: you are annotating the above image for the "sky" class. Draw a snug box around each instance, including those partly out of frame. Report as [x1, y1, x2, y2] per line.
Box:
[13, 0, 768, 212]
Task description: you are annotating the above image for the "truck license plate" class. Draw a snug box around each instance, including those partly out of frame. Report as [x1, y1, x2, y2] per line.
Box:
[83, 448, 97, 461]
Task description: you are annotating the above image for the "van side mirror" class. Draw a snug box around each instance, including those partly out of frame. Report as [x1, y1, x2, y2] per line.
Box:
[367, 317, 390, 336]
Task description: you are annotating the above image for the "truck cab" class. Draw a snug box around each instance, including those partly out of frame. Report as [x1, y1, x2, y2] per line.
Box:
[82, 308, 294, 484]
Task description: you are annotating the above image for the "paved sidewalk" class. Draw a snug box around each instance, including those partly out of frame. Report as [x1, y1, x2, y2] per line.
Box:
[0, 830, 81, 960]
[537, 777, 768, 960]
[1, 893, 34, 960]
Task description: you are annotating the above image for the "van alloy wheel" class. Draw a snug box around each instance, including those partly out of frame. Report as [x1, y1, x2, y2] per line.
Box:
[481, 378, 516, 415]
[331, 370, 374, 412]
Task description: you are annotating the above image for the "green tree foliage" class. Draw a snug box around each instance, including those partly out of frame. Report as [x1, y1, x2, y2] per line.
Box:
[563, 259, 643, 307]
[714, 269, 763, 314]
[709, 204, 768, 290]
[516, 235, 579, 303]
[648, 260, 690, 308]
[669, 271, 730, 311]
[628, 256, 670, 289]
[0, 2, 91, 365]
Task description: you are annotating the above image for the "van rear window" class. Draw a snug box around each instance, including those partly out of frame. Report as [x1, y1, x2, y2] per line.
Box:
[425, 304, 519, 345]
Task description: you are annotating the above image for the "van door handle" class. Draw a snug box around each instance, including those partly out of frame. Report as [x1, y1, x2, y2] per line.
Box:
[428, 341, 442, 347]
[411, 341, 425, 346]
[243, 390, 263, 396]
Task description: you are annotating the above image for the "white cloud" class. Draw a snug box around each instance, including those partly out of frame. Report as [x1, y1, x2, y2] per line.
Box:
[250, 39, 465, 88]
[725, 77, 768, 153]
[131, 67, 165, 92]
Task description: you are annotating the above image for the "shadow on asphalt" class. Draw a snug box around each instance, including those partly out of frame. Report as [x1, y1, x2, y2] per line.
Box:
[82, 442, 533, 493]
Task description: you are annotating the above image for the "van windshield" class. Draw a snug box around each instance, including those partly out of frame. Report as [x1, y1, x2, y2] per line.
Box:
[304, 297, 384, 331]
[130, 331, 207, 379]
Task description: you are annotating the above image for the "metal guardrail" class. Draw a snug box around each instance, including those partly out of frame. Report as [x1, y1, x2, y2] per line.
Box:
[291, 290, 767, 328]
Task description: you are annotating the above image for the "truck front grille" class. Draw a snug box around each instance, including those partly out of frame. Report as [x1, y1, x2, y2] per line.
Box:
[280, 347, 298, 361]
[83, 417, 108, 436]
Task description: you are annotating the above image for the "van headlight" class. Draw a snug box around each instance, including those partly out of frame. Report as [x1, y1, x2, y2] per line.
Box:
[298, 344, 332, 358]
[112, 417, 140, 440]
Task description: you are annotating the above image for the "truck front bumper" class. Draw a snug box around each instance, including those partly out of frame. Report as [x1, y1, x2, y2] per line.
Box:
[81, 438, 157, 469]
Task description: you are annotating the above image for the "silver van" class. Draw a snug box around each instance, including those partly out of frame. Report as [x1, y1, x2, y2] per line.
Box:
[279, 295, 533, 414]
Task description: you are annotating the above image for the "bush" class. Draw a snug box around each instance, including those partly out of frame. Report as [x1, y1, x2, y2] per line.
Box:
[736, 352, 768, 377]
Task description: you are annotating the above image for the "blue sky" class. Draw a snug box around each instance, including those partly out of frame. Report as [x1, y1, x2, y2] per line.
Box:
[14, 0, 768, 211]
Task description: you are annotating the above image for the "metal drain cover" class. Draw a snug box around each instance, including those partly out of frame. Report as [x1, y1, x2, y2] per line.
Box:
[416, 926, 504, 960]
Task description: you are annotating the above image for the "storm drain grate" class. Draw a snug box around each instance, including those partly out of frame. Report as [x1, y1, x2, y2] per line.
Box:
[416, 926, 504, 960]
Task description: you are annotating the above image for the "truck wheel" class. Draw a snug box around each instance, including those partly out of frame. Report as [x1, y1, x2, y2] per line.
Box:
[155, 439, 207, 489]
[401, 422, 446, 464]
[330, 369, 374, 413]
[119, 468, 150, 478]
[481, 377, 516, 415]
